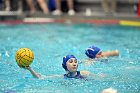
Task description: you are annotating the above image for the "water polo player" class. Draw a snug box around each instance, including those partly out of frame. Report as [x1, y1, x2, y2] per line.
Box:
[21, 55, 105, 79]
[83, 45, 119, 64]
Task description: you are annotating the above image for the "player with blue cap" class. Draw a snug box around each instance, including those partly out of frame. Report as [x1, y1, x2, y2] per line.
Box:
[62, 55, 85, 79]
[85, 45, 119, 59]
[21, 54, 107, 79]
[83, 45, 120, 64]
[85, 46, 102, 59]
[22, 54, 94, 79]
[62, 55, 77, 71]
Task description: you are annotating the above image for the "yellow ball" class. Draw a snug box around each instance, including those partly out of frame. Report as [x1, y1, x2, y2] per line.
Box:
[15, 48, 34, 67]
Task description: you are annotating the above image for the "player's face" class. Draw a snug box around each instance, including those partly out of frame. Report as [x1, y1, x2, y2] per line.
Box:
[66, 58, 78, 72]
[96, 51, 104, 58]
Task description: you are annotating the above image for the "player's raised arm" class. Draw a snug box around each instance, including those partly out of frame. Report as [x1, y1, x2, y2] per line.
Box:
[15, 48, 41, 78]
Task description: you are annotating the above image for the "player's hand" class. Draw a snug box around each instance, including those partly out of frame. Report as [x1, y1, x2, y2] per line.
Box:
[17, 63, 29, 69]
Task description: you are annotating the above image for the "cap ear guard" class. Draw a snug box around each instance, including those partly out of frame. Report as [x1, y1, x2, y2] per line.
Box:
[85, 48, 96, 58]
[85, 46, 101, 59]
[62, 64, 67, 71]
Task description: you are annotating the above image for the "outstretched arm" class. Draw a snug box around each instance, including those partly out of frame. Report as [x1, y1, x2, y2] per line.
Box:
[18, 65, 63, 79]
[82, 50, 119, 65]
[25, 66, 41, 79]
[102, 50, 119, 57]
[26, 67, 63, 79]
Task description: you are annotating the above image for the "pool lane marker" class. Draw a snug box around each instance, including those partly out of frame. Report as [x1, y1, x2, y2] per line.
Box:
[0, 18, 140, 27]
[120, 20, 140, 26]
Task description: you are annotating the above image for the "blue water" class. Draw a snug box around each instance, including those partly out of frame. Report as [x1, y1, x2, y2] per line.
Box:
[0, 23, 140, 93]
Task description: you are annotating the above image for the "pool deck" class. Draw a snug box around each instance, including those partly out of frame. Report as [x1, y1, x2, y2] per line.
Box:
[0, 11, 140, 26]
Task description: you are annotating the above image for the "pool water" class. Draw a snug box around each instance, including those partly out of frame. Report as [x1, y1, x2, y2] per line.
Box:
[0, 23, 140, 93]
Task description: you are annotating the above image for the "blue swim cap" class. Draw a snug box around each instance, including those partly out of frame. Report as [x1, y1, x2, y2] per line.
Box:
[85, 45, 101, 59]
[62, 55, 77, 70]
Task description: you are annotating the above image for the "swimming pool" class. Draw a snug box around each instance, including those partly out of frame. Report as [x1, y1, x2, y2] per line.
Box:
[0, 23, 140, 93]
